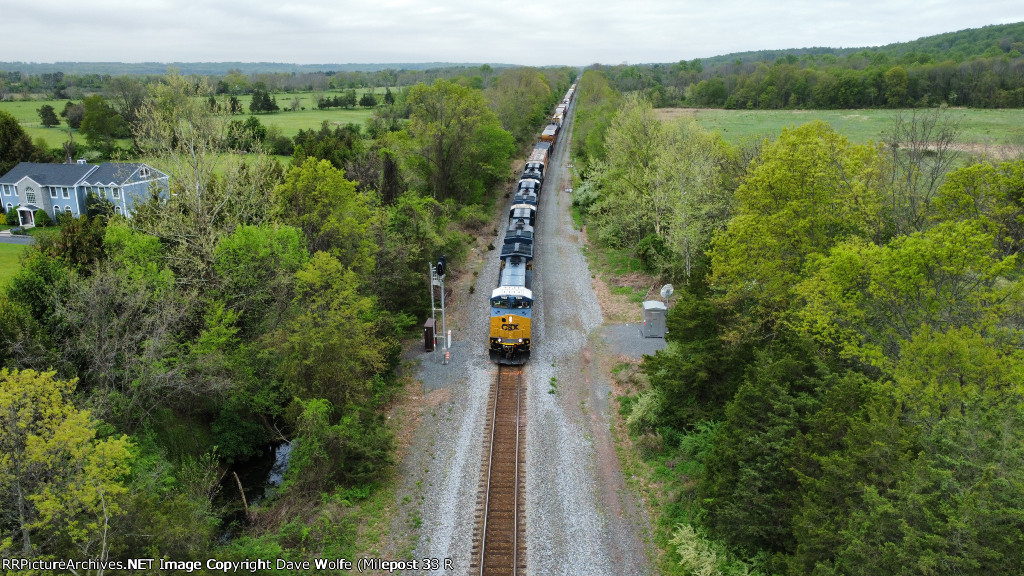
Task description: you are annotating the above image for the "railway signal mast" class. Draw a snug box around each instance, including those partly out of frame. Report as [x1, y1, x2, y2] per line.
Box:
[429, 255, 449, 361]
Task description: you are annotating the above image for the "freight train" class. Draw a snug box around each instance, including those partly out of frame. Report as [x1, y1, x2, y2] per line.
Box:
[489, 83, 576, 364]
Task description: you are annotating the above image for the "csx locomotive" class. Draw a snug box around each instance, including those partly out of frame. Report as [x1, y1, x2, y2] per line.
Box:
[489, 83, 575, 364]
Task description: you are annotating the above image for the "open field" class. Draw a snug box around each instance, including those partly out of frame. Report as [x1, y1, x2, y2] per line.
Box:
[657, 107, 1024, 155]
[1, 90, 381, 148]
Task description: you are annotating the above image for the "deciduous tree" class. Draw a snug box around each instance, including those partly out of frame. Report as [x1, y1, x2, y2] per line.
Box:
[37, 104, 59, 127]
[80, 95, 129, 155]
[0, 369, 132, 559]
[0, 110, 40, 174]
[405, 80, 515, 203]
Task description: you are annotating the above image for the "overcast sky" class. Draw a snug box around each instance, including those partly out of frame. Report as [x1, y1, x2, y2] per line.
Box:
[2, 0, 1023, 66]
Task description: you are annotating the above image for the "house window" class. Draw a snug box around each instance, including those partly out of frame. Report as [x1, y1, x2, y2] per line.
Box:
[53, 207, 60, 219]
[62, 187, 70, 199]
[50, 187, 57, 198]
[65, 206, 72, 215]
[6, 203, 12, 212]
[139, 167, 150, 177]
[114, 205, 122, 215]
[112, 187, 120, 199]
[25, 188, 35, 204]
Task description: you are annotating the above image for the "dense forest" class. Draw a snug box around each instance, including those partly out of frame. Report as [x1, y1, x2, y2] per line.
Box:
[0, 67, 574, 568]
[594, 21, 1024, 109]
[571, 66, 1024, 574]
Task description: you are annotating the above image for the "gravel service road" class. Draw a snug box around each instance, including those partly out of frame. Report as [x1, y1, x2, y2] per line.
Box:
[396, 97, 654, 576]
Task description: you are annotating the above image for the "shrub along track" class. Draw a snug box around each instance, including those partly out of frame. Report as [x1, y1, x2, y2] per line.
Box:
[471, 365, 526, 576]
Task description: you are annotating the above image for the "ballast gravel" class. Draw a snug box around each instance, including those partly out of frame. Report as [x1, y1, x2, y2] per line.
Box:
[399, 112, 653, 576]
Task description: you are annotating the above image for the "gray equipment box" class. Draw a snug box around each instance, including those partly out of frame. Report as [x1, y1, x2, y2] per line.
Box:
[641, 301, 667, 338]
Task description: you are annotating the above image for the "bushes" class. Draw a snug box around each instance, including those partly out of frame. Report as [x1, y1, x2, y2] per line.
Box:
[6, 207, 19, 226]
[33, 209, 54, 227]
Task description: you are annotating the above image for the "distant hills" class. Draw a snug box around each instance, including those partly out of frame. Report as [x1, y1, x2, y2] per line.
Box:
[696, 21, 1024, 66]
[0, 62, 513, 76]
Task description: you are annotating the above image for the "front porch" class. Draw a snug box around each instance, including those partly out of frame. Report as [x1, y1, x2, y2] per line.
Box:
[16, 207, 36, 228]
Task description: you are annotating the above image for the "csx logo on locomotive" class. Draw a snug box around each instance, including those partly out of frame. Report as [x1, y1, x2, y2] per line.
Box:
[502, 323, 519, 331]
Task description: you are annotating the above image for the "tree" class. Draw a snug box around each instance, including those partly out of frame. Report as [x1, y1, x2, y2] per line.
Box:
[881, 108, 961, 235]
[340, 89, 357, 109]
[80, 95, 129, 155]
[60, 100, 85, 129]
[932, 159, 1024, 257]
[213, 224, 308, 337]
[272, 158, 375, 275]
[133, 72, 280, 289]
[406, 80, 515, 202]
[0, 369, 132, 559]
[710, 121, 885, 335]
[37, 104, 59, 127]
[795, 219, 1019, 376]
[484, 67, 552, 144]
[106, 76, 147, 127]
[276, 252, 395, 411]
[359, 91, 377, 108]
[0, 110, 40, 175]
[884, 66, 910, 107]
[249, 87, 278, 113]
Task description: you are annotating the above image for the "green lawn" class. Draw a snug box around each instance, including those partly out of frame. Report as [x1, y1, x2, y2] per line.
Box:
[0, 243, 28, 287]
[656, 107, 1024, 148]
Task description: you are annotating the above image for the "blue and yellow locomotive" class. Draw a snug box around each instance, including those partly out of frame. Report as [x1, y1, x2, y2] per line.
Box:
[489, 199, 536, 364]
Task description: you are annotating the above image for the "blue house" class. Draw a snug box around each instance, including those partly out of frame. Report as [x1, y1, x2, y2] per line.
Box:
[0, 161, 169, 227]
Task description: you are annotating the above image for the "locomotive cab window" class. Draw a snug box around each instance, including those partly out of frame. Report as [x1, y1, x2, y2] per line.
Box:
[491, 296, 532, 309]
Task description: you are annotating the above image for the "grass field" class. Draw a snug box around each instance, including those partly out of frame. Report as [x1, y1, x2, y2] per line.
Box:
[0, 243, 28, 287]
[0, 90, 381, 148]
[656, 107, 1024, 151]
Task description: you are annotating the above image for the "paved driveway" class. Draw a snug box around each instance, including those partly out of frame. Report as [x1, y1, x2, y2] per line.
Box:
[0, 230, 34, 245]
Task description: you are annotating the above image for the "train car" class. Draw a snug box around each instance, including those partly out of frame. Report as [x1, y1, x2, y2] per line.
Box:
[541, 123, 559, 145]
[521, 165, 544, 183]
[504, 215, 534, 245]
[518, 177, 541, 195]
[524, 147, 548, 183]
[512, 189, 538, 208]
[489, 241, 534, 364]
[508, 201, 537, 227]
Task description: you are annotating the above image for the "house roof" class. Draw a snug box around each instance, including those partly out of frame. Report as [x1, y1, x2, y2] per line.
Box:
[86, 163, 153, 185]
[0, 162, 95, 186]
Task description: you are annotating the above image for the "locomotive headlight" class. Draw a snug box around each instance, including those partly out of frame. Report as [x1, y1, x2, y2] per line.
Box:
[518, 338, 523, 343]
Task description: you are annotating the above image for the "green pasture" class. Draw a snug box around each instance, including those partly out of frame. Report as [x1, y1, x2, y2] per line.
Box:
[0, 242, 28, 287]
[0, 89, 383, 149]
[657, 107, 1024, 148]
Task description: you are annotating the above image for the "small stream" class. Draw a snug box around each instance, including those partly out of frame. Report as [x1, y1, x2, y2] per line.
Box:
[217, 441, 292, 541]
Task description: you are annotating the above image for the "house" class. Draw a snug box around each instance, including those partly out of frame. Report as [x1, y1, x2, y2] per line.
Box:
[0, 161, 169, 227]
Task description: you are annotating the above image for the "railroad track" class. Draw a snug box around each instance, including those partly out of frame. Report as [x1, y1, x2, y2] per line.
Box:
[471, 366, 526, 576]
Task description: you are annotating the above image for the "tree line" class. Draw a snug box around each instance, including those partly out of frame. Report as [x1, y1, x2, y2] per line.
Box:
[593, 22, 1024, 109]
[0, 63, 524, 102]
[572, 68, 1024, 575]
